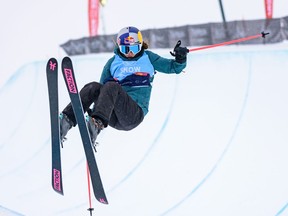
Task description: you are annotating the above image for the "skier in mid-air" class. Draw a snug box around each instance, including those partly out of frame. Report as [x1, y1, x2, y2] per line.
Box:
[59, 26, 189, 145]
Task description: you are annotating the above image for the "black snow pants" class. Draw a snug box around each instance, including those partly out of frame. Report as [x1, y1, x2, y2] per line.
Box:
[62, 81, 144, 131]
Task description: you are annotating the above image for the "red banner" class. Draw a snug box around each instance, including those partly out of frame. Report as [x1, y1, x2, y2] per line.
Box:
[88, 0, 100, 36]
[264, 0, 273, 19]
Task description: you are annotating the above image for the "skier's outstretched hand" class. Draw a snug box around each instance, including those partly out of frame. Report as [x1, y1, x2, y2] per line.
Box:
[170, 40, 189, 63]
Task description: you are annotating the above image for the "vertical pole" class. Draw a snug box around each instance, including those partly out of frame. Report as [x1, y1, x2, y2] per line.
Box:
[218, 0, 226, 23]
[87, 162, 94, 215]
[218, 0, 230, 39]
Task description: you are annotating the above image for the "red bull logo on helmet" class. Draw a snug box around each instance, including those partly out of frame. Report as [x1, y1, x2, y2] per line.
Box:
[124, 36, 135, 44]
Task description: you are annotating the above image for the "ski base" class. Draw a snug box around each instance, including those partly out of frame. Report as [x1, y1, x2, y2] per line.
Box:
[46, 58, 64, 195]
[61, 56, 108, 204]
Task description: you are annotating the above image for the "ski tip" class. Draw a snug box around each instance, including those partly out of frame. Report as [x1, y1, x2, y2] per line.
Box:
[47, 57, 57, 66]
[46, 58, 58, 72]
[48, 57, 57, 61]
[47, 57, 57, 63]
[62, 56, 72, 63]
[61, 56, 73, 68]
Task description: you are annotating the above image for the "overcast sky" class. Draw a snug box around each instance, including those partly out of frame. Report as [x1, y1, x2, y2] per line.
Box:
[0, 0, 287, 86]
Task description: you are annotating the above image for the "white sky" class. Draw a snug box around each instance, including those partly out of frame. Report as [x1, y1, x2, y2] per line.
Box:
[0, 0, 287, 86]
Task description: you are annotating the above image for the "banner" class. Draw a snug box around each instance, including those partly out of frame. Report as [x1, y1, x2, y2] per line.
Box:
[61, 16, 288, 55]
[88, 0, 100, 36]
[264, 0, 273, 19]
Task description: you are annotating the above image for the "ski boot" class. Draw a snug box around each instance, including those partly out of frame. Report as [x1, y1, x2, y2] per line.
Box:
[86, 116, 104, 151]
[59, 113, 74, 146]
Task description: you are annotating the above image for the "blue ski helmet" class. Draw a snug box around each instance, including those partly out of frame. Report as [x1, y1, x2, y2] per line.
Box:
[117, 26, 143, 55]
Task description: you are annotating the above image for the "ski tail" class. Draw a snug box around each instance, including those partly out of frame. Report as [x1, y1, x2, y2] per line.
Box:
[46, 58, 64, 195]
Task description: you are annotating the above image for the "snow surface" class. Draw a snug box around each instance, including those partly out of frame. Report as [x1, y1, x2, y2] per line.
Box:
[0, 44, 288, 216]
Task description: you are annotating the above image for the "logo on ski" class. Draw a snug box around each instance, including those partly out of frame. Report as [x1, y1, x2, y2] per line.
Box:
[53, 168, 62, 192]
[64, 68, 77, 93]
[49, 60, 57, 71]
[99, 198, 108, 204]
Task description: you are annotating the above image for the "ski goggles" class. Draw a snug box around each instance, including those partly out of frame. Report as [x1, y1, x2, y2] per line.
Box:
[119, 44, 142, 55]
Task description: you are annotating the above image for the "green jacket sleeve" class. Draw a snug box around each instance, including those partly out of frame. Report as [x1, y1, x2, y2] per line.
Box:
[145, 50, 186, 74]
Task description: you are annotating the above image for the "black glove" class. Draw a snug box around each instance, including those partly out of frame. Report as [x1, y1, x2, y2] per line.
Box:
[170, 40, 189, 63]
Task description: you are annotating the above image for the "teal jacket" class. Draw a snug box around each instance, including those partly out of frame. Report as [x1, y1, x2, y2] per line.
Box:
[100, 48, 186, 116]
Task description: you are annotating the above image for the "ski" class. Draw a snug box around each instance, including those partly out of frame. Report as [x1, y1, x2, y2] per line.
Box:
[61, 56, 108, 204]
[46, 58, 64, 195]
